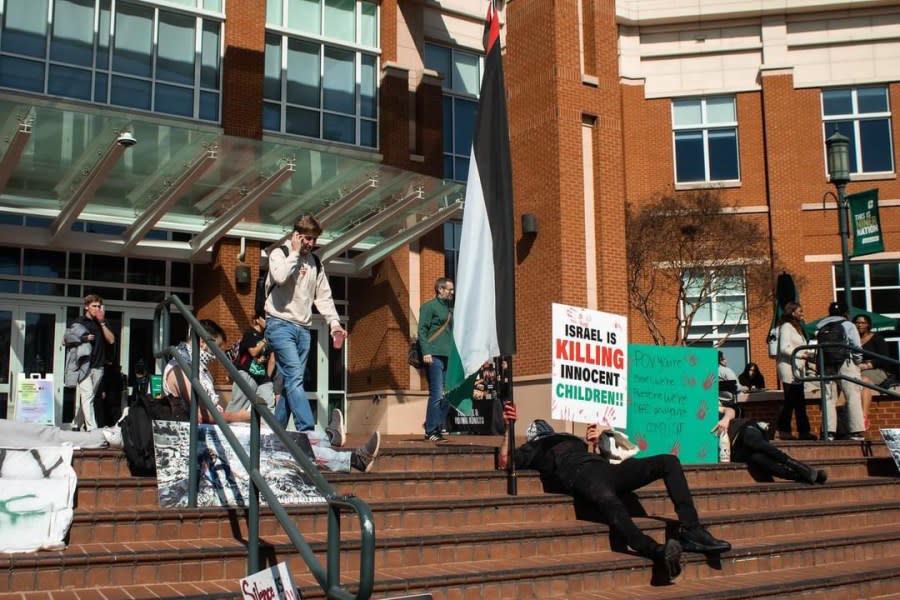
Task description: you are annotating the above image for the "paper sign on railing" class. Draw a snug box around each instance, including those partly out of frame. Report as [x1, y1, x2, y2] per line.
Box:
[239, 562, 301, 600]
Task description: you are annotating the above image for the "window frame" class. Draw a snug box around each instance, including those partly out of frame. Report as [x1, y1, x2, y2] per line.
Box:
[424, 42, 483, 182]
[0, 0, 223, 121]
[263, 0, 380, 148]
[682, 267, 750, 348]
[822, 86, 895, 177]
[671, 95, 740, 185]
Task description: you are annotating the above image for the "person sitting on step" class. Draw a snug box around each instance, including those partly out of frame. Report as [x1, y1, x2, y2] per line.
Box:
[715, 401, 827, 485]
[163, 320, 379, 472]
[497, 403, 731, 584]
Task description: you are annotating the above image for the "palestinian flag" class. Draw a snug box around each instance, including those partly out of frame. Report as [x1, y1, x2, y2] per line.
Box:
[446, 0, 517, 409]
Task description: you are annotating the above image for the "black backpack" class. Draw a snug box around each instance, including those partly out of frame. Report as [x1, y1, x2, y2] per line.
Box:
[120, 368, 192, 476]
[254, 246, 321, 318]
[816, 320, 851, 374]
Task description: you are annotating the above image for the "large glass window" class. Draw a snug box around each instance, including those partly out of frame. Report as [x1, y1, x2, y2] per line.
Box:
[834, 261, 900, 366]
[0, 0, 222, 121]
[672, 96, 740, 184]
[264, 0, 378, 148]
[822, 87, 894, 175]
[683, 268, 749, 369]
[425, 44, 482, 182]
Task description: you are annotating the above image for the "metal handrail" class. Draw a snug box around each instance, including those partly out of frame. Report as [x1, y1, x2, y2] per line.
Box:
[152, 295, 375, 600]
[790, 342, 900, 436]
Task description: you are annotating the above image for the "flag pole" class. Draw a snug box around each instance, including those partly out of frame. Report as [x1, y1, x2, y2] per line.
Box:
[500, 355, 517, 496]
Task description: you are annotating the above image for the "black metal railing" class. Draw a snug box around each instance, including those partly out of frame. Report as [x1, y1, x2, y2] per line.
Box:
[791, 341, 900, 436]
[152, 295, 375, 600]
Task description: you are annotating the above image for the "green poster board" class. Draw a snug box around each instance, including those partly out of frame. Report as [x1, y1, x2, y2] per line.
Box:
[626, 345, 718, 464]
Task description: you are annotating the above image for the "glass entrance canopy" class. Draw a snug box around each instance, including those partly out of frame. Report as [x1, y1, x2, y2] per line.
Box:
[0, 95, 464, 275]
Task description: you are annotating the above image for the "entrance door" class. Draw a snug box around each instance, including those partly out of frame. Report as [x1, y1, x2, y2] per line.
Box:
[308, 317, 347, 429]
[0, 303, 66, 423]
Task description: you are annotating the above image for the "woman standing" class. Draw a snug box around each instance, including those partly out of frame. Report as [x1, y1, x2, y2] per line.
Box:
[776, 302, 816, 440]
[854, 314, 892, 431]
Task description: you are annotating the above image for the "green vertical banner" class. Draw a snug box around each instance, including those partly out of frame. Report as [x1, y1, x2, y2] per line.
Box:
[626, 345, 718, 465]
[849, 188, 884, 257]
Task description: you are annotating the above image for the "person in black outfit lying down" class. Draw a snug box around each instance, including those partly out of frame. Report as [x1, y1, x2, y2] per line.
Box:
[497, 404, 731, 583]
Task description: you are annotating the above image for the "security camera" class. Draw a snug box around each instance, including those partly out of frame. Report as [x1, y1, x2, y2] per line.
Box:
[117, 131, 137, 147]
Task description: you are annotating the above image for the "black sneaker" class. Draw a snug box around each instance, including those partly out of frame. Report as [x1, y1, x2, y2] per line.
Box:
[350, 432, 380, 473]
[679, 526, 731, 553]
[424, 432, 445, 442]
[326, 408, 346, 448]
[653, 539, 683, 583]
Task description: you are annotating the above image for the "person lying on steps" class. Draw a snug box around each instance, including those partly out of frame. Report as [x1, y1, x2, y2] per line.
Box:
[715, 401, 827, 485]
[497, 403, 731, 584]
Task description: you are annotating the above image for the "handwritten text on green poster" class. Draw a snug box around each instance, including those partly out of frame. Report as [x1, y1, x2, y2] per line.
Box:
[626, 345, 718, 465]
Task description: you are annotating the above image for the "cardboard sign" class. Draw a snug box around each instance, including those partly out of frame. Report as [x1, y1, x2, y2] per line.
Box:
[240, 562, 301, 600]
[14, 373, 55, 425]
[626, 345, 718, 464]
[551, 303, 628, 426]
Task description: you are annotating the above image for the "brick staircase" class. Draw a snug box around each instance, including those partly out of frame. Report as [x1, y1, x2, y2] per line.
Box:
[1, 434, 899, 599]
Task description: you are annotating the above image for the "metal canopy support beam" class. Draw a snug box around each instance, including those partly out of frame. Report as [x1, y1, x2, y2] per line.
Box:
[318, 187, 425, 263]
[315, 176, 378, 229]
[49, 134, 132, 242]
[122, 146, 218, 251]
[352, 201, 464, 273]
[193, 148, 283, 214]
[0, 107, 34, 195]
[125, 138, 220, 209]
[190, 161, 295, 259]
[270, 161, 372, 222]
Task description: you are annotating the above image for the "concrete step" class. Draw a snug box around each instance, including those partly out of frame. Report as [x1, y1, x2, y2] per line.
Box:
[63, 477, 900, 546]
[5, 515, 900, 595]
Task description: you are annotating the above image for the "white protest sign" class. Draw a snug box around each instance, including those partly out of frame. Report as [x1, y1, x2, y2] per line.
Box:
[239, 562, 301, 600]
[551, 303, 628, 426]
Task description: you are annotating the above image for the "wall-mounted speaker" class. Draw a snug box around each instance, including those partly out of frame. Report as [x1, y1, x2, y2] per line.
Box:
[521, 213, 538, 235]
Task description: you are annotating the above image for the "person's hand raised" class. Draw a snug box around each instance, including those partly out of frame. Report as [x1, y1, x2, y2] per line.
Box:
[502, 402, 518, 423]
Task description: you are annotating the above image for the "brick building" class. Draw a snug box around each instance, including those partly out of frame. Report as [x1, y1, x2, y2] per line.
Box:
[0, 0, 899, 433]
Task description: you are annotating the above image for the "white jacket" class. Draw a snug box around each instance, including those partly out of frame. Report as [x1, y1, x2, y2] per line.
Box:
[776, 322, 807, 384]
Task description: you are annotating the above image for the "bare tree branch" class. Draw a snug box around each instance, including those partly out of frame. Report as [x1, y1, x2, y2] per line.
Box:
[626, 190, 782, 346]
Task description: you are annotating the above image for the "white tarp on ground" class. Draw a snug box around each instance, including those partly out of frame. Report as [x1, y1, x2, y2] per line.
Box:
[0, 445, 77, 553]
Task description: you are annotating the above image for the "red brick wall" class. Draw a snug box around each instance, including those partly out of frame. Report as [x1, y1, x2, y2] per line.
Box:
[505, 0, 628, 378]
[221, 0, 265, 139]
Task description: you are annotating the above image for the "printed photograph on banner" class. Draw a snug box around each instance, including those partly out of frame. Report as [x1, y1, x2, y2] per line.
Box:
[882, 428, 900, 474]
[551, 303, 628, 426]
[152, 421, 325, 508]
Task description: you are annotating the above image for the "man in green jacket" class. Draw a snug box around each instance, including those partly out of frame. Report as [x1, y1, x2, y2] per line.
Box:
[418, 277, 454, 441]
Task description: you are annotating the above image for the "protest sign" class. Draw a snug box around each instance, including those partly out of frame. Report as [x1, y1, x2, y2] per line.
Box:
[240, 562, 301, 600]
[551, 303, 628, 426]
[626, 344, 718, 464]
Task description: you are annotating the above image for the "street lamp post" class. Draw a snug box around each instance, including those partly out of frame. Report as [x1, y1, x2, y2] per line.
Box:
[825, 130, 853, 316]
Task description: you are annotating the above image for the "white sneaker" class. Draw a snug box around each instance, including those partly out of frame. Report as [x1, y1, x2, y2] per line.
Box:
[326, 408, 346, 448]
[102, 426, 123, 449]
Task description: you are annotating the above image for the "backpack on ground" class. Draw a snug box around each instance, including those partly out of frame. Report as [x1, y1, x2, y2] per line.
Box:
[120, 368, 192, 476]
[254, 246, 321, 318]
[816, 320, 850, 375]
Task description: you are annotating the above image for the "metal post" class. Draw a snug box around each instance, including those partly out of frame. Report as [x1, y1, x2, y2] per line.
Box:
[836, 182, 854, 316]
[501, 356, 517, 496]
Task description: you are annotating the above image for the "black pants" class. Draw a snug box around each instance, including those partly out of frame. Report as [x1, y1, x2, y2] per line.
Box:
[732, 425, 790, 476]
[777, 382, 810, 435]
[568, 454, 700, 558]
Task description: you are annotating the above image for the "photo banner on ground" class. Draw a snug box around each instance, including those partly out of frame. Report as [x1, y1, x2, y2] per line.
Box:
[626, 344, 718, 465]
[152, 421, 325, 507]
[551, 303, 628, 426]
